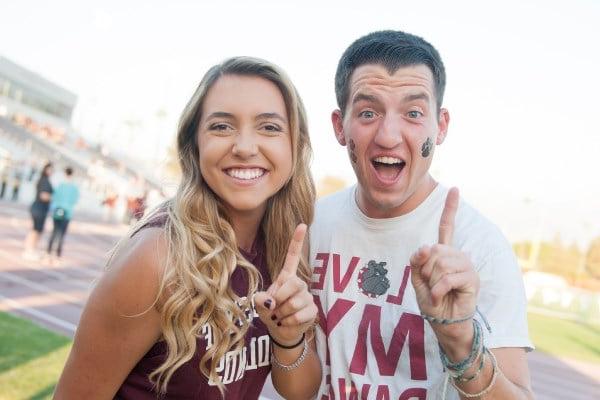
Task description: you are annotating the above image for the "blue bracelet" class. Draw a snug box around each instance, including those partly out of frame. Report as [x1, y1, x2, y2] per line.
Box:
[439, 319, 483, 378]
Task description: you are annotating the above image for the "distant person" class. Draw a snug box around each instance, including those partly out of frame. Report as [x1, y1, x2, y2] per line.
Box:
[28, 160, 38, 181]
[11, 162, 24, 201]
[46, 167, 80, 264]
[101, 187, 119, 222]
[23, 162, 53, 260]
[0, 162, 8, 199]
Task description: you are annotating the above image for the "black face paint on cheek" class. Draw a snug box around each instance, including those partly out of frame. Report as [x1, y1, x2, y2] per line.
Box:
[350, 151, 357, 163]
[349, 139, 356, 151]
[421, 137, 433, 158]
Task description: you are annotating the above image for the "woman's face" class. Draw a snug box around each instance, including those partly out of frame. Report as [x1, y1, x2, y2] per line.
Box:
[197, 74, 293, 219]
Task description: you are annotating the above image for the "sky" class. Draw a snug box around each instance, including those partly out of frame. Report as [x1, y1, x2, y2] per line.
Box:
[1, 0, 599, 247]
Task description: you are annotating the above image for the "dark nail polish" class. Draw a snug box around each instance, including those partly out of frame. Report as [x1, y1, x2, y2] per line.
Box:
[271, 315, 277, 321]
[277, 321, 282, 327]
[264, 299, 272, 309]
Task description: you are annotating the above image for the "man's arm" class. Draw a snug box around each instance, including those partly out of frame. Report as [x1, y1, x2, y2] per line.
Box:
[436, 323, 533, 399]
[410, 188, 534, 399]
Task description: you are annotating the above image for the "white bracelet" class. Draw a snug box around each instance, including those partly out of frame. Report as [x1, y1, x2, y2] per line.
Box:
[450, 348, 502, 398]
[270, 337, 309, 371]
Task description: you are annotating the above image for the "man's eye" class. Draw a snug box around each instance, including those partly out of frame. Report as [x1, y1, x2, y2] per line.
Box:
[407, 111, 423, 118]
[359, 110, 375, 119]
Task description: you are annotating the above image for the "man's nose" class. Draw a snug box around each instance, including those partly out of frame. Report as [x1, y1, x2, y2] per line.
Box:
[374, 114, 403, 148]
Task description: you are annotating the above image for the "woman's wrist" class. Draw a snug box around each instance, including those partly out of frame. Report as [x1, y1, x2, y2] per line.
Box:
[268, 331, 305, 349]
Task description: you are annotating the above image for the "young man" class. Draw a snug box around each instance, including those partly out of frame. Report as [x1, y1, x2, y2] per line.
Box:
[310, 31, 534, 399]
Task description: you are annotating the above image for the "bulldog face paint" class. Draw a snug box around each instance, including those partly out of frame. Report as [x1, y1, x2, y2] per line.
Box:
[421, 137, 433, 158]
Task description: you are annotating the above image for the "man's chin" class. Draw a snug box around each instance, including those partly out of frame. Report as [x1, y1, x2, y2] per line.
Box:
[358, 189, 409, 218]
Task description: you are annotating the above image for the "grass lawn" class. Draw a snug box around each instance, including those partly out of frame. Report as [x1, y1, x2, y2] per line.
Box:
[1, 310, 599, 399]
[528, 311, 600, 364]
[0, 312, 72, 400]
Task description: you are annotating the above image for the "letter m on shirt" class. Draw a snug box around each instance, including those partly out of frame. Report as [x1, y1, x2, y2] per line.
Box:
[349, 304, 427, 380]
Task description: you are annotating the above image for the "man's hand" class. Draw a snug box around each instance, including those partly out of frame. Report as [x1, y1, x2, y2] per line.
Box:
[409, 188, 479, 346]
[254, 224, 317, 346]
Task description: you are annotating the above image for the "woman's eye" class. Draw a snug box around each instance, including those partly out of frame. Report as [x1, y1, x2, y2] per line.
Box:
[261, 124, 283, 134]
[264, 124, 281, 131]
[210, 123, 229, 131]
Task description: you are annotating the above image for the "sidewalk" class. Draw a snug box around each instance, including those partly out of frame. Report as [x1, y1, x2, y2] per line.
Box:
[1, 201, 599, 399]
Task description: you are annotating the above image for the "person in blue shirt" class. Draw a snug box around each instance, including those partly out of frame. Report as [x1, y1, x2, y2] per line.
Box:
[47, 166, 80, 262]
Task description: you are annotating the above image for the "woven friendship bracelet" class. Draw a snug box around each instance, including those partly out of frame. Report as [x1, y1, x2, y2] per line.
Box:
[451, 347, 501, 398]
[439, 319, 483, 378]
[270, 336, 309, 371]
[420, 306, 489, 327]
[421, 312, 473, 325]
[455, 347, 487, 382]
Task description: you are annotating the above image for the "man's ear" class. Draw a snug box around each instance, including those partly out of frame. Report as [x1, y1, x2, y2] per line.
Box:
[331, 109, 346, 146]
[436, 108, 450, 145]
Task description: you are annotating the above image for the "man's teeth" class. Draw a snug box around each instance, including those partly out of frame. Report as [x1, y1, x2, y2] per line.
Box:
[373, 156, 403, 165]
[226, 168, 265, 180]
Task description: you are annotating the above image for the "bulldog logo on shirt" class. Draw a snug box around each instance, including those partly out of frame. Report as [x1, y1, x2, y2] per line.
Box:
[357, 260, 390, 298]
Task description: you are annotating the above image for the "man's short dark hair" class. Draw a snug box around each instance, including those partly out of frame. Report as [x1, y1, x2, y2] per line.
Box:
[335, 30, 446, 114]
[65, 167, 73, 176]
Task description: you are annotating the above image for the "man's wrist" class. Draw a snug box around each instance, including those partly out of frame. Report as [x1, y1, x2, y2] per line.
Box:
[433, 319, 474, 362]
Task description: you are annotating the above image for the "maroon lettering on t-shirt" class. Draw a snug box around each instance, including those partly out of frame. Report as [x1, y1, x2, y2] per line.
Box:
[314, 295, 355, 365]
[313, 252, 329, 290]
[386, 266, 411, 305]
[349, 305, 426, 380]
[332, 378, 427, 400]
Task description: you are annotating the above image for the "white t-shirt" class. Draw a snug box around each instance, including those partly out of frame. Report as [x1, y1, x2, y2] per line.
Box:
[309, 184, 533, 400]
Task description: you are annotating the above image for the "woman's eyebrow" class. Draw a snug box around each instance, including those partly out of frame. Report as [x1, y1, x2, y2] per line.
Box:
[255, 112, 287, 123]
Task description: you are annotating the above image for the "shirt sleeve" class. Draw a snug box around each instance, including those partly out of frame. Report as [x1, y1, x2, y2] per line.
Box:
[476, 239, 534, 351]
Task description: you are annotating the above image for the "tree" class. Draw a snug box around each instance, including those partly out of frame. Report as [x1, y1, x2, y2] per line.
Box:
[585, 237, 600, 279]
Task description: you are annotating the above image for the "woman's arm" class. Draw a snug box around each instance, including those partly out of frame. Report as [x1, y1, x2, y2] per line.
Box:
[53, 228, 166, 399]
[270, 328, 321, 400]
[256, 224, 321, 399]
[40, 191, 51, 202]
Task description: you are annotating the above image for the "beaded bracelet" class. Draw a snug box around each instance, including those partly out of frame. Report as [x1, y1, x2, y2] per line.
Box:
[439, 319, 483, 378]
[270, 336, 309, 371]
[451, 347, 501, 398]
[455, 347, 486, 382]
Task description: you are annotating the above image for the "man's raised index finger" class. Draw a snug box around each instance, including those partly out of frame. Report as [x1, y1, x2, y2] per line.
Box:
[439, 187, 459, 245]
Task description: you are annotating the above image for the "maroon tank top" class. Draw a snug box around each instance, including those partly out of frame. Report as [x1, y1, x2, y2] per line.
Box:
[116, 213, 272, 399]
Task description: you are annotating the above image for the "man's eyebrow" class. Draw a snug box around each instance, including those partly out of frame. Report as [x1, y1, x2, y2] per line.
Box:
[403, 93, 430, 103]
[352, 93, 379, 105]
[256, 112, 287, 123]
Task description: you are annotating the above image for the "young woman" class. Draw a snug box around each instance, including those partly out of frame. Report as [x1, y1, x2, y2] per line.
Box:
[54, 57, 321, 399]
[23, 162, 53, 259]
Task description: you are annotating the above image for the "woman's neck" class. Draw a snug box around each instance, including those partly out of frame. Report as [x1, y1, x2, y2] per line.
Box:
[227, 207, 265, 252]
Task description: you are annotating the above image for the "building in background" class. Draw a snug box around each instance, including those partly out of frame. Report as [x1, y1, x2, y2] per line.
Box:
[0, 56, 77, 142]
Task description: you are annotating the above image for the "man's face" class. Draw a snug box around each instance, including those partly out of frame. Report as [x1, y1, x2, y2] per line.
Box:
[332, 64, 449, 218]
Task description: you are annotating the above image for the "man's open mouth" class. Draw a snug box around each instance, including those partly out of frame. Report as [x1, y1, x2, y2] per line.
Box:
[371, 156, 406, 181]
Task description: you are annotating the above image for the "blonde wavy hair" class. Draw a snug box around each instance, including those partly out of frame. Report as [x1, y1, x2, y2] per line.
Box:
[143, 57, 315, 393]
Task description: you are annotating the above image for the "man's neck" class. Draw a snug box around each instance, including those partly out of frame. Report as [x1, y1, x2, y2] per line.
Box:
[357, 175, 438, 218]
